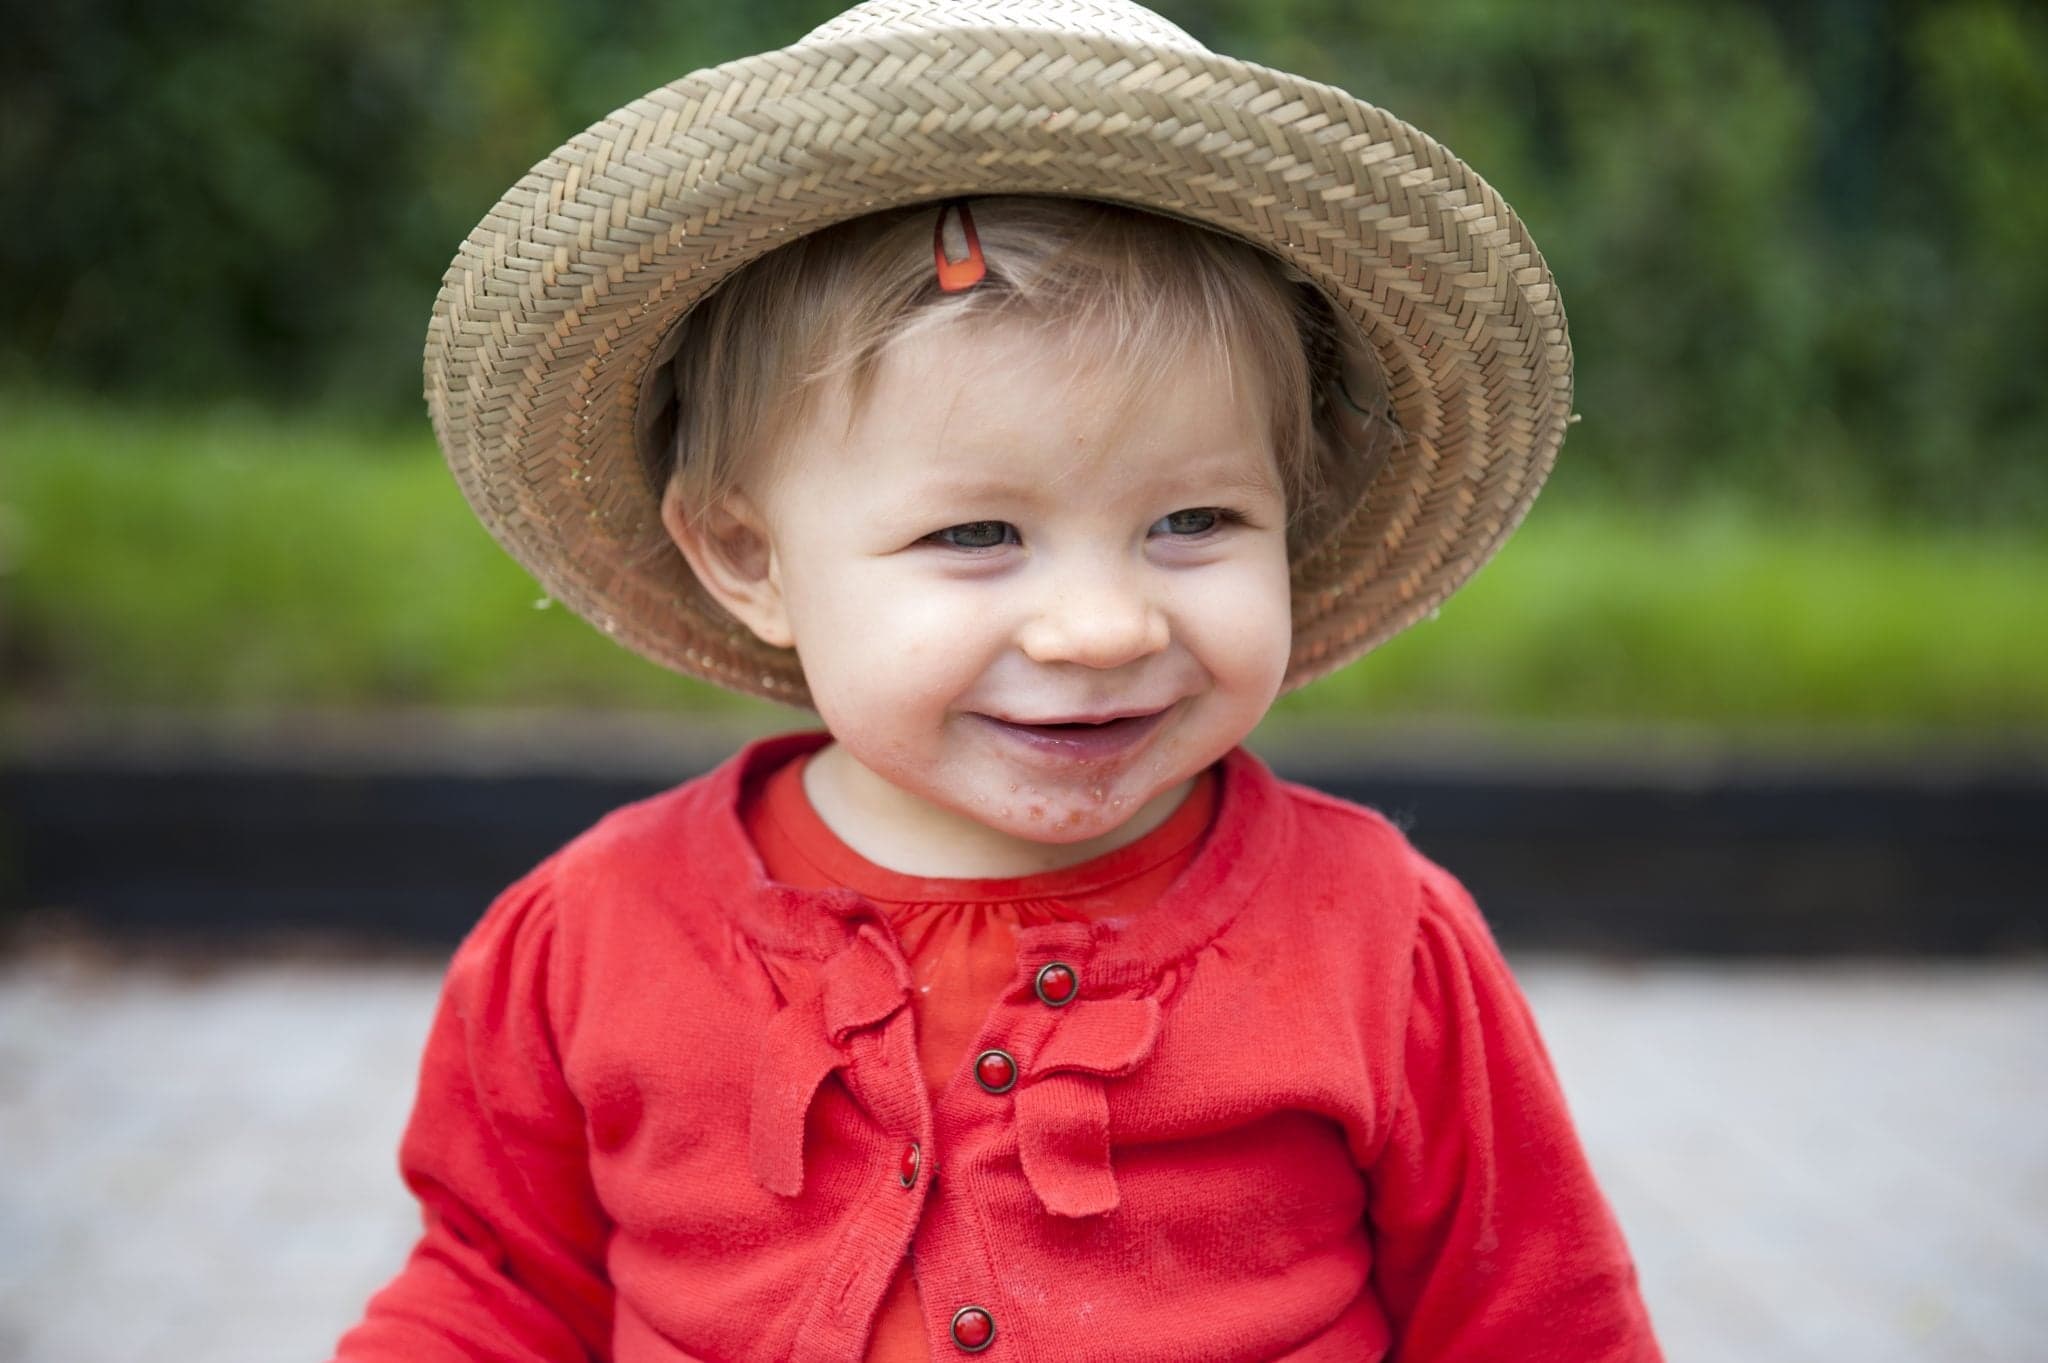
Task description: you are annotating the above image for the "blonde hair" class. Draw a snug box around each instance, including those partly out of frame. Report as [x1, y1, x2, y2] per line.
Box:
[648, 196, 1374, 550]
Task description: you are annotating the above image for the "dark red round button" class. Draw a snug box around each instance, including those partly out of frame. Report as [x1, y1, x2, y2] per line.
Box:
[950, 1305, 995, 1352]
[899, 1141, 921, 1188]
[1033, 961, 1078, 1007]
[973, 1048, 1017, 1094]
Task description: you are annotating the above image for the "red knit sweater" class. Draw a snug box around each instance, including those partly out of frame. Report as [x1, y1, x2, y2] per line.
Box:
[332, 731, 1661, 1362]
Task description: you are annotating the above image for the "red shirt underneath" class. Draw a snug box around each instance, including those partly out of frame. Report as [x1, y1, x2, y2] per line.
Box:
[745, 751, 1219, 1363]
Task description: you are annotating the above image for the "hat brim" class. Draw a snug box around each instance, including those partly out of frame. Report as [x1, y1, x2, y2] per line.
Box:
[425, 22, 1572, 707]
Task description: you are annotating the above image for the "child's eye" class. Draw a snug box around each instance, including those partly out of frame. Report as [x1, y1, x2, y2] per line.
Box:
[1150, 508, 1240, 537]
[926, 520, 1019, 550]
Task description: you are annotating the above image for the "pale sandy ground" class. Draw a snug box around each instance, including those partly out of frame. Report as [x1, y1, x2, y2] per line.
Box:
[1, 947, 2042, 1363]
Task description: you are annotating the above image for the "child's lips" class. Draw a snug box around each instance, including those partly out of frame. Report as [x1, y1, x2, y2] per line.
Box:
[972, 706, 1173, 760]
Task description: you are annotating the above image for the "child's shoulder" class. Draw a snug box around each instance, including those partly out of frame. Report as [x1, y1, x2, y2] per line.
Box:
[461, 753, 752, 938]
[1217, 758, 1516, 1058]
[1263, 763, 1454, 884]
[1271, 769, 1412, 852]
[552, 756, 762, 907]
[1253, 762, 1496, 953]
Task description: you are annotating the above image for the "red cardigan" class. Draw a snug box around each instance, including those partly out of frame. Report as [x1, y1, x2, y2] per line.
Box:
[332, 732, 1661, 1362]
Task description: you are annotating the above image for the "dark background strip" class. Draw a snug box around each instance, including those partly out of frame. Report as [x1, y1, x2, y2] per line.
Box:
[6, 727, 2041, 957]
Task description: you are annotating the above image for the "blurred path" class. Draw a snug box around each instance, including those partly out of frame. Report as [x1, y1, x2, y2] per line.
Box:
[1, 947, 2041, 1363]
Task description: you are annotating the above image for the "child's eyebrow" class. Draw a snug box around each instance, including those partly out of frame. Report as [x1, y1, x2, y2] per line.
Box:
[902, 471, 1040, 504]
[1133, 450, 1287, 501]
[903, 449, 1282, 508]
[1181, 459, 1286, 498]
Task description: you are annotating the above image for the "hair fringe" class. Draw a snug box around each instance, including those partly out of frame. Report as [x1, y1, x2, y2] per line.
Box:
[651, 196, 1382, 551]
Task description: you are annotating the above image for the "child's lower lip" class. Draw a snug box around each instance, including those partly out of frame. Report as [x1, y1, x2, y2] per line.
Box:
[974, 709, 1169, 760]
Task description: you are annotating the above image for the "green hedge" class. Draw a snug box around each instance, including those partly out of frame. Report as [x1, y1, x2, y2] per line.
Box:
[4, 1, 2045, 523]
[6, 397, 2041, 729]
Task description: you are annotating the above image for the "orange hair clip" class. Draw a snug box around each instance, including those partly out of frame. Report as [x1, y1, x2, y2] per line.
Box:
[933, 200, 987, 292]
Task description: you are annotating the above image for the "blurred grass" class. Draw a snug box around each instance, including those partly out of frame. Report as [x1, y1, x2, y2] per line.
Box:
[4, 394, 2044, 729]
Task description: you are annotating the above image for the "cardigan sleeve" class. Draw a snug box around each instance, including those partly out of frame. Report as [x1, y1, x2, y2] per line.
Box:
[330, 864, 614, 1362]
[1365, 856, 1662, 1361]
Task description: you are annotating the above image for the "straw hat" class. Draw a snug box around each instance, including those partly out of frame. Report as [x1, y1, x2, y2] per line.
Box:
[425, 0, 1573, 707]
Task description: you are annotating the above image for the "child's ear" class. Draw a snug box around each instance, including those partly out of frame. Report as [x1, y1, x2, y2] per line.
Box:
[659, 481, 795, 650]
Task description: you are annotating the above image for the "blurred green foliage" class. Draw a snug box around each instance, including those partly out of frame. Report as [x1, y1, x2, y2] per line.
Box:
[7, 394, 2042, 725]
[4, 0, 2044, 524]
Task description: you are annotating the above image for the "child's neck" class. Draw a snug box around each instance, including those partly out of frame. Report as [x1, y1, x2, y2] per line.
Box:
[801, 740, 1194, 880]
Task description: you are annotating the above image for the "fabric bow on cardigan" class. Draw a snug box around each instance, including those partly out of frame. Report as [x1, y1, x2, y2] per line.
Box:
[751, 923, 915, 1197]
[1011, 990, 1162, 1216]
[750, 913, 1167, 1218]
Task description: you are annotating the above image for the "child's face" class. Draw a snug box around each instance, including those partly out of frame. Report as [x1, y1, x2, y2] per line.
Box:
[679, 315, 1293, 866]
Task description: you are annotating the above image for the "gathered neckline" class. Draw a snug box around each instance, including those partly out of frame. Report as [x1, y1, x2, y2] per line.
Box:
[751, 750, 1219, 915]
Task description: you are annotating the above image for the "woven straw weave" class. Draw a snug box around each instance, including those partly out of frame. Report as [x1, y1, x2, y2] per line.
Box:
[425, 0, 1572, 706]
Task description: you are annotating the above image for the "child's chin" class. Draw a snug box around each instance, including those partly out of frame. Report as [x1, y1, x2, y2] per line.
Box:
[972, 780, 1165, 846]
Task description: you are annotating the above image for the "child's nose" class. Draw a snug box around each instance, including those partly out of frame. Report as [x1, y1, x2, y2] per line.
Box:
[1015, 564, 1170, 670]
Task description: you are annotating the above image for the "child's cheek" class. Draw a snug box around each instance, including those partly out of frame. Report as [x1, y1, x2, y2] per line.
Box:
[864, 585, 1005, 682]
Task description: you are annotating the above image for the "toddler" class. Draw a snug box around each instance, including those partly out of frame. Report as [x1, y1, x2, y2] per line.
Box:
[335, 1, 1661, 1359]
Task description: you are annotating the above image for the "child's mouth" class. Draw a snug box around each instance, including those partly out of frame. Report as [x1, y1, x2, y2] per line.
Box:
[974, 708, 1171, 760]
